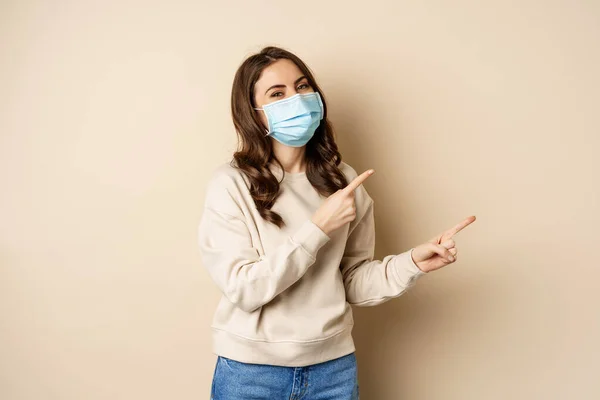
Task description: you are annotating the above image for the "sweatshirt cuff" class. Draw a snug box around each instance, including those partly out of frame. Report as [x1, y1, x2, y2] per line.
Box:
[290, 219, 332, 258]
[391, 248, 427, 287]
[408, 248, 427, 276]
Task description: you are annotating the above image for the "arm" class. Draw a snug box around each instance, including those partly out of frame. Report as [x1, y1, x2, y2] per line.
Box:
[340, 196, 426, 307]
[197, 177, 331, 313]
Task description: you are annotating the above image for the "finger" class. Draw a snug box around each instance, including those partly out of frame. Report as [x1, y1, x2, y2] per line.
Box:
[427, 243, 455, 262]
[432, 236, 457, 246]
[449, 248, 457, 256]
[343, 169, 375, 194]
[443, 215, 476, 238]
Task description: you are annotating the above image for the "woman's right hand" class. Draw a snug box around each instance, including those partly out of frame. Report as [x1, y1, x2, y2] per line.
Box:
[311, 169, 375, 236]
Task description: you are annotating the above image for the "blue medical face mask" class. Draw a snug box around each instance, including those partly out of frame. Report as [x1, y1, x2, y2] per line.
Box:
[254, 92, 324, 147]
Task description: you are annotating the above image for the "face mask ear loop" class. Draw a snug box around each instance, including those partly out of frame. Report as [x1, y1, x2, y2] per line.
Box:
[253, 106, 270, 136]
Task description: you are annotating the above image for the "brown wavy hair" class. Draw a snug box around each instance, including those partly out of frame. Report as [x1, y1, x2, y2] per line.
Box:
[230, 46, 349, 228]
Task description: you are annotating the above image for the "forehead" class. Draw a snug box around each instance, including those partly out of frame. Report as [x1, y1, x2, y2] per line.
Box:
[255, 59, 304, 92]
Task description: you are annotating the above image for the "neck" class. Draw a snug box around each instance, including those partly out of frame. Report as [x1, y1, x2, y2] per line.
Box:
[271, 140, 307, 173]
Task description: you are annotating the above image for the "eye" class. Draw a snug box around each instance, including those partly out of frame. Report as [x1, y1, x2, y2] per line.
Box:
[297, 83, 311, 90]
[270, 91, 284, 98]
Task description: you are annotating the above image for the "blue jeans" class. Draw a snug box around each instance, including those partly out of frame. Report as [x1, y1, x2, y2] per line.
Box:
[210, 352, 359, 399]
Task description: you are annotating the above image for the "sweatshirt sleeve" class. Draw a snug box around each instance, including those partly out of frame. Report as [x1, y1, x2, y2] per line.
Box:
[197, 173, 331, 313]
[340, 195, 427, 307]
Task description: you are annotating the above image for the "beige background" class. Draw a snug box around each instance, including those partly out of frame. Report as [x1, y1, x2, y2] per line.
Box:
[1, 0, 599, 399]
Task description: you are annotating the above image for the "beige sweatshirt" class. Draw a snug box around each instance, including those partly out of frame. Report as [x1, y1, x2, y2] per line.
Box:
[197, 160, 426, 367]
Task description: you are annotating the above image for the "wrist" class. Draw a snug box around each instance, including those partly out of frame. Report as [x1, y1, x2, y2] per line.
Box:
[310, 217, 329, 235]
[410, 248, 428, 273]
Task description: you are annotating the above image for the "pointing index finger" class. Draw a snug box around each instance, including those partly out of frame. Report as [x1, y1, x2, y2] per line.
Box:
[444, 215, 477, 238]
[343, 169, 375, 194]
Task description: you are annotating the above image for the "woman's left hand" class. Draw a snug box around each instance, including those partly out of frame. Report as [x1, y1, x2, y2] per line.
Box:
[411, 216, 476, 273]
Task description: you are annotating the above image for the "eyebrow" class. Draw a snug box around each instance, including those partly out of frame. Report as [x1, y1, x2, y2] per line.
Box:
[264, 76, 307, 95]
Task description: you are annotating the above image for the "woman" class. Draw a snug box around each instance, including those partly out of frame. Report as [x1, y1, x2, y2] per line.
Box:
[197, 46, 476, 399]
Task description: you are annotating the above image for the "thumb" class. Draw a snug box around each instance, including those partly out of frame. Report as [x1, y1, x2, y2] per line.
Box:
[414, 242, 455, 263]
[440, 239, 455, 249]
